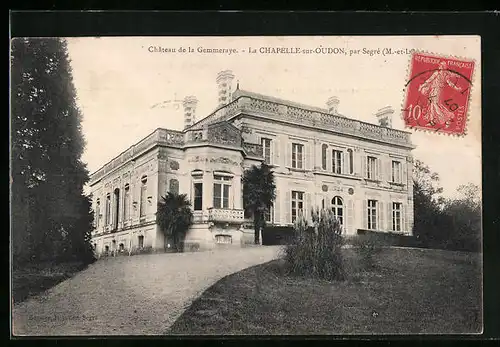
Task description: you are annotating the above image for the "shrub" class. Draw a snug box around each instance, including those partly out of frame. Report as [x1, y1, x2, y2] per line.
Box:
[283, 208, 344, 281]
[351, 231, 387, 269]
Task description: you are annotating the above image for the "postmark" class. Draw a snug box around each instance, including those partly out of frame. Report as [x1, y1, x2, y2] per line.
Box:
[402, 52, 475, 135]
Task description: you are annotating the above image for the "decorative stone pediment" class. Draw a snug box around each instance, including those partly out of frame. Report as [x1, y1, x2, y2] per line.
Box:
[207, 121, 242, 147]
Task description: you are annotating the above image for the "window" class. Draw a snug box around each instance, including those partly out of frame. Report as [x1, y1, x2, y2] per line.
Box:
[264, 203, 274, 223]
[105, 194, 111, 225]
[392, 161, 402, 183]
[193, 182, 203, 211]
[332, 150, 343, 174]
[331, 196, 344, 226]
[261, 138, 272, 164]
[95, 199, 100, 227]
[347, 149, 354, 174]
[140, 176, 147, 218]
[321, 144, 328, 170]
[291, 191, 304, 222]
[113, 188, 120, 230]
[321, 199, 325, 209]
[367, 199, 377, 230]
[169, 178, 179, 195]
[213, 175, 231, 209]
[392, 202, 402, 232]
[366, 156, 377, 180]
[291, 143, 304, 169]
[138, 235, 144, 248]
[123, 184, 130, 221]
[119, 243, 125, 252]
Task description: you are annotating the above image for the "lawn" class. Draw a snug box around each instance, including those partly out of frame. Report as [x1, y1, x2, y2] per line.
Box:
[168, 247, 482, 335]
[12, 262, 87, 304]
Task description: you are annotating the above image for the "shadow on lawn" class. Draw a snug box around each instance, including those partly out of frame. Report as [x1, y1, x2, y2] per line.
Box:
[168, 247, 482, 335]
[12, 262, 88, 304]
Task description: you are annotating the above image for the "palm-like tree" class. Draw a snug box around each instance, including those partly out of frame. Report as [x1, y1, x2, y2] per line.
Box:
[156, 192, 193, 252]
[242, 163, 276, 244]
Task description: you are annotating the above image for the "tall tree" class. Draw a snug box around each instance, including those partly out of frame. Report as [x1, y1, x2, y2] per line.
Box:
[242, 162, 276, 244]
[11, 38, 94, 265]
[156, 192, 193, 252]
[412, 159, 447, 245]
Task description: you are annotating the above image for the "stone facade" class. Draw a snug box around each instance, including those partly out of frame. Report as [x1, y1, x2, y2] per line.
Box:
[89, 89, 415, 255]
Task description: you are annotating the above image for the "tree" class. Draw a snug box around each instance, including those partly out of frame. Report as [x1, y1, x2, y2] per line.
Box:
[242, 162, 276, 244]
[156, 192, 193, 252]
[442, 183, 481, 252]
[412, 159, 447, 245]
[11, 38, 94, 266]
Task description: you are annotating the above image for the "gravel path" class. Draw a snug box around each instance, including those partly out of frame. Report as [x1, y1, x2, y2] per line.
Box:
[12, 246, 281, 336]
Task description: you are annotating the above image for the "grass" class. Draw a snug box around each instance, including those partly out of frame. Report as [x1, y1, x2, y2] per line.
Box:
[168, 247, 482, 335]
[12, 261, 88, 304]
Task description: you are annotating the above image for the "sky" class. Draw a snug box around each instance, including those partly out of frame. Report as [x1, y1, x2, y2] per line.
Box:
[66, 36, 481, 199]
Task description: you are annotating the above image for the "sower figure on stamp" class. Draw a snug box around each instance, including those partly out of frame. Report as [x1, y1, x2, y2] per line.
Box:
[418, 61, 462, 126]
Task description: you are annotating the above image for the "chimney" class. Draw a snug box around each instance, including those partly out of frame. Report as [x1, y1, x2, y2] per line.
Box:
[326, 96, 340, 115]
[375, 106, 394, 128]
[183, 96, 198, 129]
[216, 70, 235, 107]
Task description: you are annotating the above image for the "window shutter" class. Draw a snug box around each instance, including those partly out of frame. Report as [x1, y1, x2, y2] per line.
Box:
[305, 142, 311, 170]
[402, 162, 407, 185]
[379, 201, 384, 231]
[361, 153, 367, 178]
[347, 199, 354, 235]
[363, 199, 368, 230]
[377, 157, 382, 181]
[284, 190, 291, 224]
[387, 202, 393, 232]
[403, 203, 409, 233]
[342, 151, 347, 175]
[286, 141, 291, 167]
[273, 139, 279, 166]
[305, 192, 312, 223]
[274, 189, 280, 224]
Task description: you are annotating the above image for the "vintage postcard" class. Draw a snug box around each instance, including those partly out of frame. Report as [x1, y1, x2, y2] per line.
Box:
[11, 36, 482, 336]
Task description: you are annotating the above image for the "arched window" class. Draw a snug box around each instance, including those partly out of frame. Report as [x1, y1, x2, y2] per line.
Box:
[140, 175, 147, 217]
[138, 235, 144, 248]
[119, 243, 125, 252]
[105, 194, 111, 225]
[113, 188, 120, 230]
[331, 196, 344, 226]
[169, 178, 179, 195]
[321, 144, 328, 170]
[95, 199, 100, 227]
[124, 184, 130, 220]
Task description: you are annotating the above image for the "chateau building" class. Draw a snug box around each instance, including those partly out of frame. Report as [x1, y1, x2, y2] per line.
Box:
[89, 70, 415, 255]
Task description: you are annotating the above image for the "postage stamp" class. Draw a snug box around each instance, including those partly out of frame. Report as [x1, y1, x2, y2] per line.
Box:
[402, 52, 475, 135]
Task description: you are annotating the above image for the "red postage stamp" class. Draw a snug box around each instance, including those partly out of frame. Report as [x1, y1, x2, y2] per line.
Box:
[403, 52, 475, 135]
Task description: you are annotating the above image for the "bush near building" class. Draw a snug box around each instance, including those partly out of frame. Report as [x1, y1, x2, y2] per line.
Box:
[283, 208, 345, 281]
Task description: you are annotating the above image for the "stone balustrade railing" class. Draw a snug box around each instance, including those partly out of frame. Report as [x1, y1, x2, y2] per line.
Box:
[208, 208, 245, 223]
[194, 96, 413, 147]
[90, 128, 185, 183]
